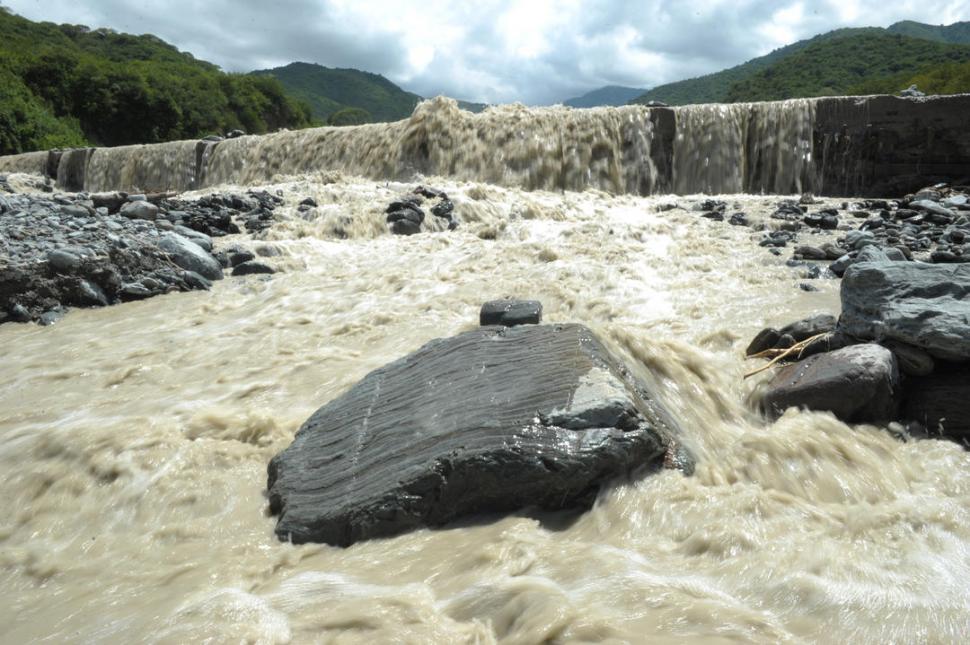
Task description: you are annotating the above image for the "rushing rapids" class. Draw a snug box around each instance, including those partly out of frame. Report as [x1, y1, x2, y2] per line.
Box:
[2, 99, 970, 643]
[3, 94, 969, 198]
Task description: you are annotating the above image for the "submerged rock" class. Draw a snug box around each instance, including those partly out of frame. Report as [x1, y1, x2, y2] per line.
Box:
[841, 261, 970, 361]
[761, 343, 900, 423]
[268, 323, 692, 546]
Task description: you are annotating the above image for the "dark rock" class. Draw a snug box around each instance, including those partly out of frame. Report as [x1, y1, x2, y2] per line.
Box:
[431, 199, 454, 219]
[480, 299, 543, 327]
[901, 363, 970, 441]
[226, 129, 245, 139]
[228, 250, 256, 267]
[728, 212, 749, 226]
[701, 211, 724, 221]
[390, 219, 422, 236]
[748, 331, 783, 361]
[884, 341, 935, 377]
[778, 314, 837, 343]
[794, 245, 828, 261]
[157, 233, 223, 281]
[120, 201, 159, 221]
[182, 271, 213, 290]
[47, 249, 81, 273]
[841, 261, 970, 361]
[39, 309, 65, 326]
[386, 209, 424, 225]
[799, 283, 819, 292]
[299, 197, 318, 208]
[267, 323, 692, 546]
[761, 344, 900, 424]
[231, 261, 276, 276]
[75, 279, 109, 307]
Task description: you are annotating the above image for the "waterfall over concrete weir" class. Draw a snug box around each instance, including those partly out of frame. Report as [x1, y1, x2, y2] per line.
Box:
[1, 94, 968, 196]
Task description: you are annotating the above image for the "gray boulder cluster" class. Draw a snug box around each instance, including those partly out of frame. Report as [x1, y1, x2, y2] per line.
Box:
[751, 254, 970, 442]
[268, 299, 693, 546]
[0, 183, 282, 325]
[385, 185, 458, 235]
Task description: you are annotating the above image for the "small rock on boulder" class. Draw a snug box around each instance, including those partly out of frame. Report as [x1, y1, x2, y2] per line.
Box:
[480, 299, 543, 326]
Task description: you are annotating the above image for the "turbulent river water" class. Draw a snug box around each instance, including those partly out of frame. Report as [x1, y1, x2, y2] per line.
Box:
[2, 101, 970, 644]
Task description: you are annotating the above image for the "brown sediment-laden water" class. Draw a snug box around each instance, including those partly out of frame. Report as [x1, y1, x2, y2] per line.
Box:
[1, 99, 969, 643]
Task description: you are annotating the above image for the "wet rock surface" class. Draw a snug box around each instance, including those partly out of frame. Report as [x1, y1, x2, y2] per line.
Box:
[386, 185, 459, 235]
[479, 299, 543, 327]
[761, 344, 900, 423]
[0, 185, 284, 325]
[268, 322, 692, 546]
[841, 262, 970, 362]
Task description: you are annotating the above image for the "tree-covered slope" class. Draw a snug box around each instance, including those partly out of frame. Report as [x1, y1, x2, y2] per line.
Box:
[630, 21, 970, 106]
[0, 8, 312, 155]
[630, 27, 881, 105]
[254, 62, 422, 124]
[563, 85, 646, 108]
[887, 20, 970, 45]
[725, 33, 970, 102]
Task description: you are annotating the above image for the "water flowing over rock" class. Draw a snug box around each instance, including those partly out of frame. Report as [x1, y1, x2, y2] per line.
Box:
[268, 323, 692, 546]
[4, 94, 968, 197]
[840, 261, 970, 361]
[761, 343, 900, 423]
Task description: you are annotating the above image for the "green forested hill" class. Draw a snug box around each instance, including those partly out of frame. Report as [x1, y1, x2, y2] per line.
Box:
[630, 27, 882, 105]
[725, 33, 970, 102]
[887, 20, 970, 44]
[0, 8, 312, 155]
[254, 62, 422, 124]
[630, 21, 970, 106]
[563, 85, 647, 108]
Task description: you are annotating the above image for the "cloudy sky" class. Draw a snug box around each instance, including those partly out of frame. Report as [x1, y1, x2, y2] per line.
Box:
[5, 0, 969, 104]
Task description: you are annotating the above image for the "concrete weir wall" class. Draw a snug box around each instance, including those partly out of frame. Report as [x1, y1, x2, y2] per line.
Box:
[0, 94, 968, 197]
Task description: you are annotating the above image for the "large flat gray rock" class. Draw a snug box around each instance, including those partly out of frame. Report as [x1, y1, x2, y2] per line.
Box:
[841, 262, 970, 361]
[268, 324, 692, 546]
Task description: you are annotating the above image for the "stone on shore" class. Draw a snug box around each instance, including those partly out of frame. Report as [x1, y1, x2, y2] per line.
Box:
[157, 233, 224, 281]
[761, 343, 900, 423]
[840, 261, 970, 361]
[267, 323, 692, 546]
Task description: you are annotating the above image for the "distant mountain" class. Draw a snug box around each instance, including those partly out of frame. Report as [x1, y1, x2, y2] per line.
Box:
[725, 33, 970, 102]
[563, 85, 646, 108]
[254, 62, 422, 124]
[630, 21, 970, 106]
[887, 20, 970, 44]
[255, 62, 489, 123]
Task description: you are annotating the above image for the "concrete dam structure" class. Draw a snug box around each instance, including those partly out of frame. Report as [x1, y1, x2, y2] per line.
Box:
[0, 94, 968, 197]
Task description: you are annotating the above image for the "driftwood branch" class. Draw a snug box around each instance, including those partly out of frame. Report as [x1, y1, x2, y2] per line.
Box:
[743, 332, 827, 379]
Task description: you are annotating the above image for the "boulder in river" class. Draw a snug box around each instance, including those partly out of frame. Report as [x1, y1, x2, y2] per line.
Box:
[761, 343, 900, 423]
[480, 299, 543, 327]
[840, 261, 970, 361]
[268, 323, 693, 546]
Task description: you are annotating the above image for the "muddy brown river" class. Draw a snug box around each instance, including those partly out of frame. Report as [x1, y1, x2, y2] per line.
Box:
[2, 99, 970, 643]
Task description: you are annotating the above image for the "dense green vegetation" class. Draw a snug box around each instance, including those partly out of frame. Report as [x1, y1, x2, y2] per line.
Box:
[0, 8, 312, 155]
[725, 33, 970, 102]
[255, 62, 421, 123]
[849, 59, 970, 96]
[563, 85, 646, 108]
[886, 20, 970, 44]
[630, 21, 970, 106]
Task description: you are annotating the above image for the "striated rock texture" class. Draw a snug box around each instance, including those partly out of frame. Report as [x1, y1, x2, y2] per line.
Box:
[268, 323, 692, 546]
[841, 261, 970, 361]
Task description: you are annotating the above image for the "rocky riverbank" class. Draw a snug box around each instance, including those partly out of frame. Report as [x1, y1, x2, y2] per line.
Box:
[0, 178, 282, 325]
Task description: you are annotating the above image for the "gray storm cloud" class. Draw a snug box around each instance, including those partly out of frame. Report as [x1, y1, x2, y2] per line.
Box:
[4, 0, 968, 103]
